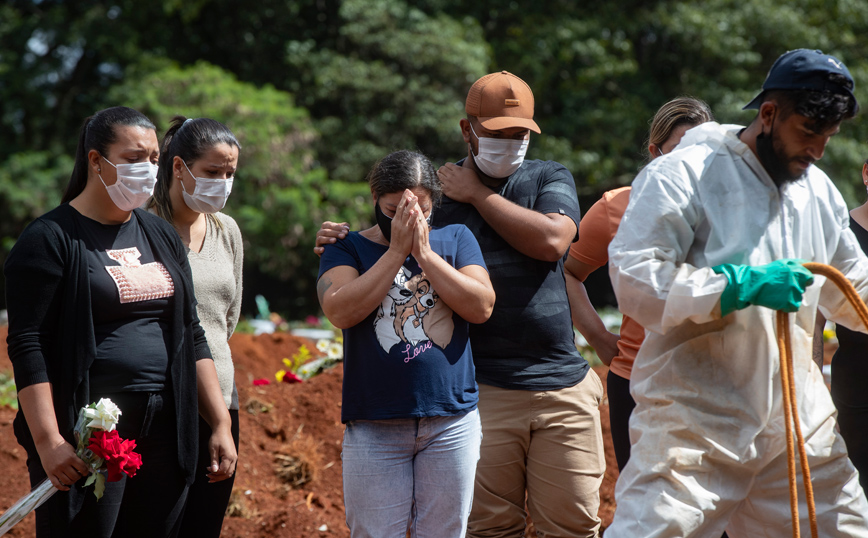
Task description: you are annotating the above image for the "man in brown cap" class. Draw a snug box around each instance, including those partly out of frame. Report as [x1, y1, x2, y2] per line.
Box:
[435, 71, 604, 538]
[315, 71, 603, 537]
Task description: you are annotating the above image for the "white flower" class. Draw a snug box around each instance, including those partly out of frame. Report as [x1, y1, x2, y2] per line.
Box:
[327, 342, 343, 360]
[83, 398, 122, 432]
[316, 339, 329, 353]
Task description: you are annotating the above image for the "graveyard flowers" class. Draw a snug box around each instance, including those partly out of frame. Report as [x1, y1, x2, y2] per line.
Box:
[269, 338, 345, 385]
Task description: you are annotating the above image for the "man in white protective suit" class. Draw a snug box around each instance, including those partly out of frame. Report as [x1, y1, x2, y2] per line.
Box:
[606, 49, 868, 536]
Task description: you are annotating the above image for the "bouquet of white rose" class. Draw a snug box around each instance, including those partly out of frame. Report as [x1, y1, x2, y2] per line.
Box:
[0, 398, 142, 534]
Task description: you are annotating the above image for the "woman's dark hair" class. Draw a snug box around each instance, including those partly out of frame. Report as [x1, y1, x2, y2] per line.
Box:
[366, 150, 442, 207]
[62, 106, 156, 204]
[646, 97, 714, 160]
[148, 116, 241, 226]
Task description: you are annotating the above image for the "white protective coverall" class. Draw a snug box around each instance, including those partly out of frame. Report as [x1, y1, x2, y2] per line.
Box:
[606, 122, 868, 537]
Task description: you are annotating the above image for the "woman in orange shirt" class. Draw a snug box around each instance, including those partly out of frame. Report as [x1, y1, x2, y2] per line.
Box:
[565, 97, 713, 470]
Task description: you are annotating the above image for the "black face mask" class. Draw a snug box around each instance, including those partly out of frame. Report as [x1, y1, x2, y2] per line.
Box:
[756, 114, 802, 187]
[374, 201, 393, 243]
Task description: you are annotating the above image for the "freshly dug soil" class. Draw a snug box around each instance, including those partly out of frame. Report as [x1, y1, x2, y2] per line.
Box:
[0, 327, 622, 536]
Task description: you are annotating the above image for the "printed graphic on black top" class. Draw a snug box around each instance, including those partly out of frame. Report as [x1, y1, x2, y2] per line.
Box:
[374, 267, 454, 361]
[104, 246, 175, 303]
[71, 209, 175, 393]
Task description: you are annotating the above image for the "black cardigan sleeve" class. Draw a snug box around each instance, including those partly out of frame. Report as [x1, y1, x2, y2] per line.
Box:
[5, 218, 67, 390]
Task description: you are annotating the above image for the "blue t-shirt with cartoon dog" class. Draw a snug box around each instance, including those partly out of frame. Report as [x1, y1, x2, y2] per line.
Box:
[317, 224, 486, 423]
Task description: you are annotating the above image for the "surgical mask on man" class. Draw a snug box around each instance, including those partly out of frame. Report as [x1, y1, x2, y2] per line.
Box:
[469, 122, 529, 179]
[180, 160, 233, 214]
[99, 156, 158, 211]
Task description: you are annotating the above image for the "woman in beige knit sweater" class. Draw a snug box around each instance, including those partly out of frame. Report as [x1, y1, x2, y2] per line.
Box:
[148, 116, 243, 537]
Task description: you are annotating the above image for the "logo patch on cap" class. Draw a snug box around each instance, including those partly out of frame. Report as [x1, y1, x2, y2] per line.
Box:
[505, 99, 520, 106]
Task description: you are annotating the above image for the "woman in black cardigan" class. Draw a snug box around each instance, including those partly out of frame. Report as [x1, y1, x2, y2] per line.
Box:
[5, 106, 236, 538]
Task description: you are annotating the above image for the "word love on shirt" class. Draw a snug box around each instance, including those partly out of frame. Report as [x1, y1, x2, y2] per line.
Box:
[402, 340, 433, 363]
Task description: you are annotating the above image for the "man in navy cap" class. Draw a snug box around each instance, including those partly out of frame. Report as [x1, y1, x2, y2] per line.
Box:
[606, 49, 868, 535]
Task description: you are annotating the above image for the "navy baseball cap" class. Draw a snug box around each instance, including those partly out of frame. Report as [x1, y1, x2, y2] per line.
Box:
[743, 49, 857, 110]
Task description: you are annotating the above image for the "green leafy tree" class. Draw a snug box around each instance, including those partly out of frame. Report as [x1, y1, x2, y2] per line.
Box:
[639, 0, 868, 203]
[283, 0, 491, 182]
[0, 1, 179, 160]
[0, 1, 157, 304]
[0, 152, 72, 296]
[130, 0, 491, 181]
[414, 0, 868, 308]
[417, 0, 868, 203]
[6, 0, 868, 315]
[109, 60, 369, 311]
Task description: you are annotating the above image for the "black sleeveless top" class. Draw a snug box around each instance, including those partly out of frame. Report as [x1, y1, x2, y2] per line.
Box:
[831, 217, 868, 408]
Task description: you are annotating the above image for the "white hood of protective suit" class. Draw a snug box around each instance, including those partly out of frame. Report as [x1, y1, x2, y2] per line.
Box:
[608, 120, 868, 456]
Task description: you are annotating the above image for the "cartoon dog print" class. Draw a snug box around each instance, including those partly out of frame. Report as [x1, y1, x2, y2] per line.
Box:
[374, 267, 412, 350]
[374, 267, 454, 352]
[394, 275, 437, 345]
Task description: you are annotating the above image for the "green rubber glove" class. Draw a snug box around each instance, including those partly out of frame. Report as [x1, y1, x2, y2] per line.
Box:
[712, 259, 814, 317]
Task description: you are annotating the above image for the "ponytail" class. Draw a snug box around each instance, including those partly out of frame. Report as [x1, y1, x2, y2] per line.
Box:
[148, 115, 241, 227]
[148, 116, 187, 224]
[63, 117, 94, 204]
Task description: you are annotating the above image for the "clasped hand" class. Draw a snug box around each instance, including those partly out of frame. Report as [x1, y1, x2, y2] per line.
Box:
[388, 189, 430, 260]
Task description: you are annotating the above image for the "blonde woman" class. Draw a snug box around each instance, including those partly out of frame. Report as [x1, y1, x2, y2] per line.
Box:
[565, 97, 713, 470]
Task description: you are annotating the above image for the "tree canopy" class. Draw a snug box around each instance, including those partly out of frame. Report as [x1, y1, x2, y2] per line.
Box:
[3, 0, 868, 313]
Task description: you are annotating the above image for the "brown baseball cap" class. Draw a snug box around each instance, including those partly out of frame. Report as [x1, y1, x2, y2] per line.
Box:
[465, 71, 541, 133]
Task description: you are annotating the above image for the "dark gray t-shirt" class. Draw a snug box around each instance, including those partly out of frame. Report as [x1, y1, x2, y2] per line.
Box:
[431, 159, 587, 390]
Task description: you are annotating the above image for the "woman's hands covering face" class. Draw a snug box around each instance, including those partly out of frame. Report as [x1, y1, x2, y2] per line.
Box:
[387, 189, 420, 256]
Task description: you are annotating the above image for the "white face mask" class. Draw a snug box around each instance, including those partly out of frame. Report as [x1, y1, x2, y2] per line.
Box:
[469, 123, 529, 179]
[99, 156, 159, 211]
[180, 160, 233, 214]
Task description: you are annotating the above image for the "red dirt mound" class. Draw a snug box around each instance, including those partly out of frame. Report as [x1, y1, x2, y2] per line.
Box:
[0, 327, 619, 536]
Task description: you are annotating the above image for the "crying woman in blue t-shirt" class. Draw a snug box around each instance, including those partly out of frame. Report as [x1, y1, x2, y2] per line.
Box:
[317, 149, 495, 537]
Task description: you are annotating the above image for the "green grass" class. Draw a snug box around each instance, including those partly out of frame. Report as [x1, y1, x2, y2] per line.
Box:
[0, 371, 18, 410]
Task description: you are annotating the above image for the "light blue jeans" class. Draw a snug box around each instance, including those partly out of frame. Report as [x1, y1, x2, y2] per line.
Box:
[342, 409, 481, 538]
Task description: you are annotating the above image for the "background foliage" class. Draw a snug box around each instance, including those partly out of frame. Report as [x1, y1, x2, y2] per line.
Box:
[3, 0, 868, 314]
